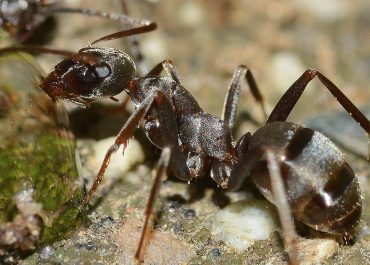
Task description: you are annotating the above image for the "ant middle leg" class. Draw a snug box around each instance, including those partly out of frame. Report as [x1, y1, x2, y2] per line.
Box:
[222, 65, 247, 130]
[135, 147, 171, 262]
[222, 65, 267, 133]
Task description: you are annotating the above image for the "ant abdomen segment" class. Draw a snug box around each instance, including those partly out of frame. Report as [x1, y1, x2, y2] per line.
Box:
[246, 122, 362, 235]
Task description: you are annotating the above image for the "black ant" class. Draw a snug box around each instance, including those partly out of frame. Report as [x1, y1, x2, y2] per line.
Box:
[1, 24, 370, 265]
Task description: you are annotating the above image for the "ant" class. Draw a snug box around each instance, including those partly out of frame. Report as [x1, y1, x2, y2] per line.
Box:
[1, 24, 370, 265]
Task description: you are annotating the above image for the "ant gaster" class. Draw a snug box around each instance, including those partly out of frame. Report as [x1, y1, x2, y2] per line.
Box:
[1, 24, 370, 265]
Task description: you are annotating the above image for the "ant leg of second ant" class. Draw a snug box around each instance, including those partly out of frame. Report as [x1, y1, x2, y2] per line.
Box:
[0, 46, 74, 57]
[266, 69, 370, 134]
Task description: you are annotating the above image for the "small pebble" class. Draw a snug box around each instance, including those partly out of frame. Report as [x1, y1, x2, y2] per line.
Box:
[208, 199, 279, 251]
[181, 208, 196, 218]
[75, 242, 96, 251]
[84, 137, 145, 180]
[39, 246, 55, 260]
[173, 222, 184, 234]
[97, 216, 115, 228]
[297, 239, 338, 264]
[210, 248, 221, 258]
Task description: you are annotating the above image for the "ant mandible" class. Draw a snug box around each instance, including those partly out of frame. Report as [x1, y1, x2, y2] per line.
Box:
[1, 21, 370, 265]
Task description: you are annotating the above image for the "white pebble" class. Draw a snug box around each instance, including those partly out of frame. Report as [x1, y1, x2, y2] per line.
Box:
[85, 137, 145, 179]
[208, 199, 279, 251]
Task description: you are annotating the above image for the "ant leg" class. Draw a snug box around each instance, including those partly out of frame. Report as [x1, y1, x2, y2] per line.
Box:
[129, 78, 192, 181]
[135, 147, 171, 262]
[245, 69, 268, 120]
[227, 147, 299, 264]
[81, 92, 159, 205]
[146, 60, 182, 84]
[0, 46, 73, 57]
[267, 69, 370, 135]
[187, 152, 211, 179]
[222, 65, 246, 130]
[222, 65, 267, 130]
[265, 149, 299, 265]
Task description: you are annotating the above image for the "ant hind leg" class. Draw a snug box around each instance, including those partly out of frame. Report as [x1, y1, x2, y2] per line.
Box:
[264, 149, 299, 265]
[266, 69, 370, 134]
[228, 147, 299, 264]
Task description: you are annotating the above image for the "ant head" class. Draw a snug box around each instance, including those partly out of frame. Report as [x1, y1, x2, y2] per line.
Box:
[41, 47, 136, 103]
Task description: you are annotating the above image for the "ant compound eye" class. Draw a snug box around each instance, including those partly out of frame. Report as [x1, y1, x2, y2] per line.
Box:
[81, 63, 111, 83]
[93, 63, 111, 79]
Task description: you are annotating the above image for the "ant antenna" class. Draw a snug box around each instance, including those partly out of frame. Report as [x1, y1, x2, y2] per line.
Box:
[37, 6, 157, 45]
[0, 46, 74, 57]
[91, 23, 157, 45]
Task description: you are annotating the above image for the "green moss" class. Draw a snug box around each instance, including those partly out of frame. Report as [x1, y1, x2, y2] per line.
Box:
[0, 133, 84, 243]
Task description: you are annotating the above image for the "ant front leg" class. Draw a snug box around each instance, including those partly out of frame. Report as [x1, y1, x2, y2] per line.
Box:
[267, 69, 370, 134]
[82, 88, 191, 262]
[81, 93, 159, 205]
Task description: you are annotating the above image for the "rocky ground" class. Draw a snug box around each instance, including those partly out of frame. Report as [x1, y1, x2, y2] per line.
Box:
[1, 0, 370, 264]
